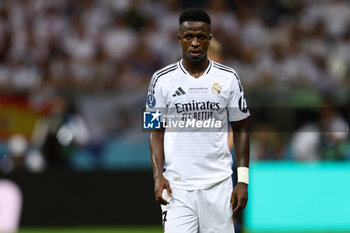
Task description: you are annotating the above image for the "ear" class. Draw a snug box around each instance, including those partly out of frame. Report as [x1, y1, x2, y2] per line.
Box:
[177, 33, 181, 43]
[207, 34, 212, 46]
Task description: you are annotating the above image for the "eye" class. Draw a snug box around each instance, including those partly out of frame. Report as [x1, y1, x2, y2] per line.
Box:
[198, 35, 207, 40]
[184, 34, 192, 40]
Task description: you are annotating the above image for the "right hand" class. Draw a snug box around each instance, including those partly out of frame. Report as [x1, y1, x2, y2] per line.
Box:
[154, 175, 172, 205]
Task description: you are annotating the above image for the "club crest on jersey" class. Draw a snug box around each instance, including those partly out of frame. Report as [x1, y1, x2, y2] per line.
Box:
[146, 93, 156, 108]
[211, 83, 221, 95]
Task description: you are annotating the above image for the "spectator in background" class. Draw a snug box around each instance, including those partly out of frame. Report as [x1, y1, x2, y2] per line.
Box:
[0, 0, 349, 94]
[318, 100, 349, 160]
[32, 95, 90, 170]
[291, 99, 349, 161]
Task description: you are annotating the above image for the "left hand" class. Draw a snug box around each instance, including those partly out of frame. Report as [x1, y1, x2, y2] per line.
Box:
[231, 182, 248, 213]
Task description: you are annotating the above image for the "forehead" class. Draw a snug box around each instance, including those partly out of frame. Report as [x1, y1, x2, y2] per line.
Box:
[179, 21, 210, 34]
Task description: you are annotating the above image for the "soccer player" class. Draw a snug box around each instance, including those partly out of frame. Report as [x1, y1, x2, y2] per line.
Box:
[147, 8, 250, 233]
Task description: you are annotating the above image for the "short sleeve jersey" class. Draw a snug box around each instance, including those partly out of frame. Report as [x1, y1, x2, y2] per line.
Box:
[146, 59, 250, 190]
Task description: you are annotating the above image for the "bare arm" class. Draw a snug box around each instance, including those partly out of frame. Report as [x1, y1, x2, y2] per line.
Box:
[230, 116, 250, 213]
[149, 128, 172, 205]
[227, 126, 234, 151]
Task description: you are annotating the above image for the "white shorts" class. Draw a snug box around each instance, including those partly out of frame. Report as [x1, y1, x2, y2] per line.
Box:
[161, 177, 234, 233]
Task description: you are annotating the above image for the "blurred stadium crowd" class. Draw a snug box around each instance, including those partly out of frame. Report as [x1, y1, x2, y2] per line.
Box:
[0, 0, 349, 173]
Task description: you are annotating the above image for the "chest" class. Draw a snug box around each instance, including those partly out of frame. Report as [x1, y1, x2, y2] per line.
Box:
[165, 78, 231, 107]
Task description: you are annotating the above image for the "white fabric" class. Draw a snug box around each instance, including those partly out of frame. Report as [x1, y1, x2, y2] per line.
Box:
[147, 59, 250, 190]
[0, 180, 22, 233]
[161, 177, 234, 233]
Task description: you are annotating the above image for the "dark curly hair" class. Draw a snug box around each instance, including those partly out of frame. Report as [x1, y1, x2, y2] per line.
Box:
[179, 8, 211, 25]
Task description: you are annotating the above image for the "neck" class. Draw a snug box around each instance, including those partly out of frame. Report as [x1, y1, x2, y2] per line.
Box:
[182, 57, 209, 78]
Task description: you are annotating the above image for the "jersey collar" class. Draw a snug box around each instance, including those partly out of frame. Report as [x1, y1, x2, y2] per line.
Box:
[178, 59, 213, 78]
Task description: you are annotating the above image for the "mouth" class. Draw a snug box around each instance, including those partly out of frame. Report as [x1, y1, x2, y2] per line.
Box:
[189, 51, 201, 57]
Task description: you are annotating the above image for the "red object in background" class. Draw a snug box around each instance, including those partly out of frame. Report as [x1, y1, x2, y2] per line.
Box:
[0, 95, 46, 140]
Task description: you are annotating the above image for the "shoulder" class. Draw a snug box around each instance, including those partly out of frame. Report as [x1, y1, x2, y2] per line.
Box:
[212, 61, 239, 78]
[153, 62, 179, 79]
[211, 61, 244, 92]
[148, 62, 179, 93]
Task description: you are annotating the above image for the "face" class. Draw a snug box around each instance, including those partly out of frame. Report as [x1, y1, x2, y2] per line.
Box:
[178, 21, 212, 63]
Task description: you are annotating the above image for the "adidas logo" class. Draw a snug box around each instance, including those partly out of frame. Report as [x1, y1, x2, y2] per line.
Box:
[172, 87, 186, 97]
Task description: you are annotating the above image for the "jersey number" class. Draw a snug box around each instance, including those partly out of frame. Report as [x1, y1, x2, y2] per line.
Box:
[162, 211, 168, 225]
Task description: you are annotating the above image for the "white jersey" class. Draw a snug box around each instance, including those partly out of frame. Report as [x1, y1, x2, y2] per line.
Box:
[146, 59, 250, 190]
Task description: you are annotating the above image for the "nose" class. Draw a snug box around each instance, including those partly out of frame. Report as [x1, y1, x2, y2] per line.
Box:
[191, 37, 200, 47]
